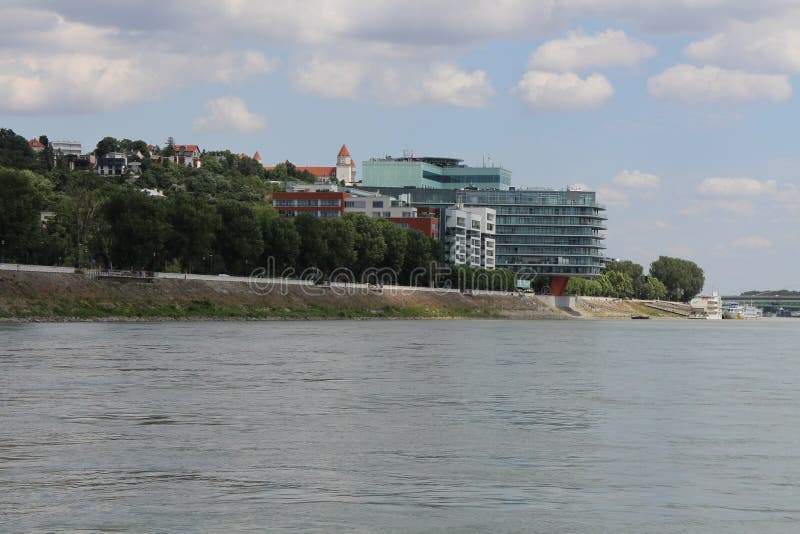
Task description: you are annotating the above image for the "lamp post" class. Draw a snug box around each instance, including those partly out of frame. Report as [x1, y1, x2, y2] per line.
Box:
[77, 241, 82, 268]
[1, 239, 5, 264]
[209, 253, 214, 274]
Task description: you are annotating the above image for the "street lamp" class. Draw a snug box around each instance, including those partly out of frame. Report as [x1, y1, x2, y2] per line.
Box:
[1, 239, 5, 264]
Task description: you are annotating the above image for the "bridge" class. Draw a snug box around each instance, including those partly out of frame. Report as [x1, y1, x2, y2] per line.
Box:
[722, 295, 800, 303]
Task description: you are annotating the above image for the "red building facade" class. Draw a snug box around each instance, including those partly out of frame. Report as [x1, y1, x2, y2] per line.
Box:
[272, 191, 351, 218]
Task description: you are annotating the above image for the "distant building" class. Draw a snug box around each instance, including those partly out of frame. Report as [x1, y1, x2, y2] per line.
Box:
[357, 186, 607, 295]
[344, 194, 417, 219]
[165, 144, 202, 168]
[386, 215, 439, 239]
[444, 206, 496, 269]
[50, 141, 82, 157]
[265, 144, 357, 184]
[141, 188, 165, 197]
[28, 139, 45, 153]
[96, 152, 128, 176]
[272, 191, 350, 218]
[362, 153, 511, 190]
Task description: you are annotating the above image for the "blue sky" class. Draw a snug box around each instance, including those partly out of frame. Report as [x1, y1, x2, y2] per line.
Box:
[2, 1, 799, 293]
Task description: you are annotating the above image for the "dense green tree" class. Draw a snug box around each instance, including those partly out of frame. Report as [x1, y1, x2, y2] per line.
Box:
[641, 276, 668, 300]
[166, 194, 219, 273]
[104, 189, 170, 270]
[94, 136, 120, 157]
[259, 214, 301, 274]
[605, 270, 635, 298]
[375, 218, 407, 273]
[320, 218, 357, 274]
[604, 260, 645, 297]
[215, 200, 263, 274]
[0, 128, 36, 169]
[293, 214, 328, 273]
[0, 167, 44, 261]
[649, 256, 705, 301]
[401, 230, 437, 285]
[346, 214, 387, 276]
[48, 172, 110, 267]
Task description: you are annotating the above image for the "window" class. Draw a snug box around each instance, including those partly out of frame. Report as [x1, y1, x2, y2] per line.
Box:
[383, 211, 391, 217]
[372, 200, 384, 208]
[472, 220, 481, 230]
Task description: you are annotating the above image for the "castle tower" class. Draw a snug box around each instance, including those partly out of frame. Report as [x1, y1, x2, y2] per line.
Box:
[335, 144, 356, 185]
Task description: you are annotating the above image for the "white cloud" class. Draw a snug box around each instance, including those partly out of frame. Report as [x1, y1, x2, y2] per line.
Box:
[729, 236, 772, 249]
[513, 71, 614, 110]
[294, 59, 494, 107]
[192, 96, 266, 133]
[648, 64, 792, 103]
[685, 12, 800, 74]
[697, 177, 777, 196]
[613, 169, 661, 189]
[291, 56, 365, 99]
[655, 220, 670, 229]
[681, 199, 754, 216]
[418, 64, 495, 108]
[529, 29, 656, 72]
[0, 6, 277, 114]
[597, 187, 630, 208]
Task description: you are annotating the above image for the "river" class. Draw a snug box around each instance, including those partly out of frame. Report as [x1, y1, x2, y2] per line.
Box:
[2, 319, 799, 532]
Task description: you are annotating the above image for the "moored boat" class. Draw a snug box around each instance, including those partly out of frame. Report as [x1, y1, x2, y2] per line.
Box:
[689, 292, 723, 320]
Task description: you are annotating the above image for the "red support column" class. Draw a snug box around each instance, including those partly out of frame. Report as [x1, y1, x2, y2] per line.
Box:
[550, 276, 569, 296]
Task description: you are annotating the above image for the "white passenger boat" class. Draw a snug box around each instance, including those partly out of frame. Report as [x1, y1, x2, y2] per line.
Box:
[689, 292, 723, 320]
[722, 302, 763, 319]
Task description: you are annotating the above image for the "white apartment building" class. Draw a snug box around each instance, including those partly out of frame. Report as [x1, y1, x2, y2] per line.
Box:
[444, 205, 496, 270]
[344, 193, 417, 218]
[50, 141, 82, 157]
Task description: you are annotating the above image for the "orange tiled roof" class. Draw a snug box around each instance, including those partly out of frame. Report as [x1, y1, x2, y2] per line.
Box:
[338, 144, 350, 157]
[175, 144, 200, 153]
[297, 166, 336, 177]
[29, 138, 45, 148]
[253, 151, 261, 161]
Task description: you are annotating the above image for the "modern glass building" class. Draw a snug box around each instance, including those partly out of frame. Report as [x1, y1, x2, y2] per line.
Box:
[357, 186, 606, 294]
[362, 156, 511, 190]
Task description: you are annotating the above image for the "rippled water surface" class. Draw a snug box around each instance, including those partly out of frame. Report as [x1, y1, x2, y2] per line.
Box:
[2, 319, 800, 532]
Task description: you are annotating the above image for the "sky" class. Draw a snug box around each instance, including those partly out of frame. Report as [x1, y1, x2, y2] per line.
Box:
[2, 0, 799, 293]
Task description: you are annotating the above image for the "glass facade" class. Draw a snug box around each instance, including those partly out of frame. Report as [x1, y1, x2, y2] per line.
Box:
[362, 158, 512, 190]
[357, 187, 607, 277]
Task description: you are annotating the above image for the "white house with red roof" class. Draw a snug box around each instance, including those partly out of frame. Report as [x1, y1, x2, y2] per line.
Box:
[28, 139, 45, 153]
[165, 144, 202, 168]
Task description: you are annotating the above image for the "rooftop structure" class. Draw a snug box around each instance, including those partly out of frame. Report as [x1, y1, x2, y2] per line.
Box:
[362, 153, 511, 190]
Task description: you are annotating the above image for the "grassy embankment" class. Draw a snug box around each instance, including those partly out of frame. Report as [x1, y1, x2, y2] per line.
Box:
[0, 271, 683, 321]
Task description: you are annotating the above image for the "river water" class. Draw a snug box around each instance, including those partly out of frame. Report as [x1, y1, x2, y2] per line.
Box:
[2, 319, 799, 532]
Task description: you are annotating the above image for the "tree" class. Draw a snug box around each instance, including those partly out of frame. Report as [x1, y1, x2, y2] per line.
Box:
[0, 128, 36, 169]
[293, 214, 328, 272]
[259, 214, 300, 274]
[604, 260, 645, 297]
[605, 270, 635, 298]
[376, 218, 407, 273]
[649, 256, 705, 302]
[104, 189, 170, 270]
[215, 200, 263, 274]
[401, 230, 437, 285]
[94, 136, 120, 157]
[346, 214, 387, 277]
[51, 172, 110, 267]
[166, 194, 219, 273]
[641, 276, 668, 300]
[0, 167, 43, 261]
